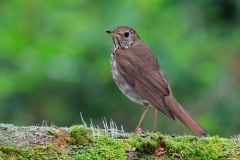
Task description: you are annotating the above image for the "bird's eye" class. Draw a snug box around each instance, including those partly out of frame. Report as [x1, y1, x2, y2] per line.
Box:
[124, 31, 129, 37]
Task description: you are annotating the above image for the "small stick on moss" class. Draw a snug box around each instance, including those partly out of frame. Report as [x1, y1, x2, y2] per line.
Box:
[80, 112, 87, 127]
[90, 118, 95, 137]
[121, 125, 125, 137]
[97, 125, 100, 140]
[110, 119, 114, 137]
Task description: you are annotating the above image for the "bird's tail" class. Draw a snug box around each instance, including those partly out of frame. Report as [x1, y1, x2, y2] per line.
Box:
[165, 96, 208, 137]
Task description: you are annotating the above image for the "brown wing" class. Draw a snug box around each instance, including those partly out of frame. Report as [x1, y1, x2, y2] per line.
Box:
[116, 43, 175, 120]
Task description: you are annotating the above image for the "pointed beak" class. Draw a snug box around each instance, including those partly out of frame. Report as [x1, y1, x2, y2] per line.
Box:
[106, 30, 121, 38]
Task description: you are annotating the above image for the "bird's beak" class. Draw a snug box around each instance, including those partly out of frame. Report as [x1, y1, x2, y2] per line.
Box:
[106, 30, 121, 38]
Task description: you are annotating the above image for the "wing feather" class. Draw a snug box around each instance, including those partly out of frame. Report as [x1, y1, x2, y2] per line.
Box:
[116, 45, 175, 120]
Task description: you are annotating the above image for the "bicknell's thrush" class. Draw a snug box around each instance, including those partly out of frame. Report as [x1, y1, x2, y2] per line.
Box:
[106, 26, 208, 136]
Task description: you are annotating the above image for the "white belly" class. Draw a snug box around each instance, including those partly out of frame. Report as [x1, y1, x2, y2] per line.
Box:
[110, 57, 147, 105]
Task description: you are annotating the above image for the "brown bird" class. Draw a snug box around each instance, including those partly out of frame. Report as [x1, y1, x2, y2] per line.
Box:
[106, 26, 208, 137]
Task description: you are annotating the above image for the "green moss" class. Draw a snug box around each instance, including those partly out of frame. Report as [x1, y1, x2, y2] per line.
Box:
[47, 129, 60, 138]
[0, 125, 130, 159]
[70, 136, 130, 160]
[133, 133, 160, 154]
[163, 135, 240, 159]
[68, 125, 93, 146]
[68, 125, 130, 160]
[0, 145, 70, 159]
[128, 132, 240, 159]
[136, 140, 158, 154]
[0, 124, 239, 159]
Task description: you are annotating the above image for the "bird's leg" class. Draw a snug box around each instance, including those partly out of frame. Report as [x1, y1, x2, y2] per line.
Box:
[134, 103, 149, 133]
[154, 108, 158, 132]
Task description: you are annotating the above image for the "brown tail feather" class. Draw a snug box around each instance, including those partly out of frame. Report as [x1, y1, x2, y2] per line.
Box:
[165, 96, 208, 137]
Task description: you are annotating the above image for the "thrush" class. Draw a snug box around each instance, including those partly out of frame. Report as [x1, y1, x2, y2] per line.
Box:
[106, 26, 208, 136]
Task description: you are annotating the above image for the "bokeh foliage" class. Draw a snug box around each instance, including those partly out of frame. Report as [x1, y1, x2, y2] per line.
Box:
[0, 0, 239, 137]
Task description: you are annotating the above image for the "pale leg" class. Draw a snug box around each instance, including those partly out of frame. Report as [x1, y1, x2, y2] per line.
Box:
[154, 108, 158, 132]
[134, 103, 149, 133]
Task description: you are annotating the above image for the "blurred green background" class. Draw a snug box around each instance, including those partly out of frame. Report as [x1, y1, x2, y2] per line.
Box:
[0, 0, 239, 137]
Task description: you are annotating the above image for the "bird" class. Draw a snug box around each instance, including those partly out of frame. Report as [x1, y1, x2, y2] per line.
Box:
[106, 26, 208, 136]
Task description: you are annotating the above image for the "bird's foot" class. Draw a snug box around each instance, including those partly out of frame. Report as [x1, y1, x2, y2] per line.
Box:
[134, 127, 146, 134]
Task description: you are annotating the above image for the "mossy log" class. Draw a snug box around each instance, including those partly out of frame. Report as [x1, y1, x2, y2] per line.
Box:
[0, 123, 239, 159]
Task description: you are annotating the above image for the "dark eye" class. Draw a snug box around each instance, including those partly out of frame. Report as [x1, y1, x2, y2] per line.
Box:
[124, 31, 129, 37]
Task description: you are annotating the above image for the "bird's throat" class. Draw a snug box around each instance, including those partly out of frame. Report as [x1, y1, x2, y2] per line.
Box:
[112, 37, 121, 53]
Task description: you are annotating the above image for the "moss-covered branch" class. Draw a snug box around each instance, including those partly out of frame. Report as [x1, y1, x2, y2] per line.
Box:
[0, 123, 239, 159]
